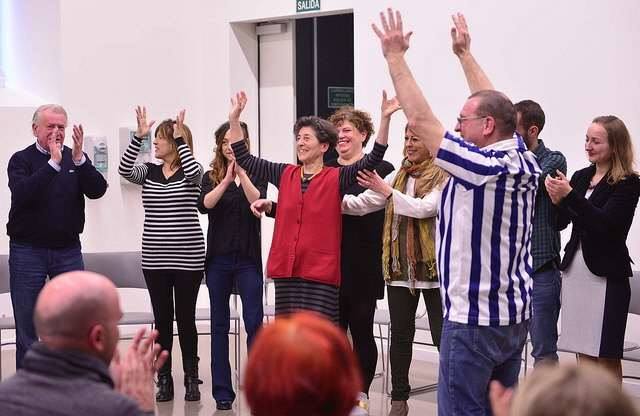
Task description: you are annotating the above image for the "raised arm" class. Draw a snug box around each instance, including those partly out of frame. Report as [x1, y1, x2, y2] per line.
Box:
[173, 110, 203, 185]
[451, 13, 494, 93]
[119, 107, 156, 185]
[338, 90, 397, 192]
[198, 163, 236, 212]
[372, 8, 445, 157]
[235, 163, 265, 204]
[228, 92, 288, 187]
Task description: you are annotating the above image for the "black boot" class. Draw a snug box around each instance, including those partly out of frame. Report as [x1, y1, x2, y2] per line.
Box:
[184, 357, 203, 401]
[156, 371, 174, 402]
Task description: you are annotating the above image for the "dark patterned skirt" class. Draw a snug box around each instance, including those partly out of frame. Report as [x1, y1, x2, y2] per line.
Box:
[274, 277, 339, 324]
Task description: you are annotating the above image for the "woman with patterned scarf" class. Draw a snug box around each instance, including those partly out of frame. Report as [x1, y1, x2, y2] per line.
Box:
[342, 126, 448, 416]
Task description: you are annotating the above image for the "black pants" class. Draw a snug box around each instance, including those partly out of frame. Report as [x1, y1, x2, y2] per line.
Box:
[339, 292, 378, 395]
[387, 286, 443, 401]
[143, 269, 203, 373]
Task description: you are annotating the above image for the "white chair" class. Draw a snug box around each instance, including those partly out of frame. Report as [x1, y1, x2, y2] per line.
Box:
[263, 277, 275, 322]
[410, 310, 438, 395]
[0, 254, 15, 380]
[621, 271, 640, 379]
[373, 308, 391, 394]
[83, 252, 155, 332]
[376, 305, 439, 397]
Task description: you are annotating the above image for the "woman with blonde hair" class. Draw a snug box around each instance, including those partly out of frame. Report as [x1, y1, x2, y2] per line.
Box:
[198, 120, 266, 411]
[546, 115, 640, 381]
[342, 125, 448, 416]
[119, 107, 205, 402]
[490, 364, 638, 416]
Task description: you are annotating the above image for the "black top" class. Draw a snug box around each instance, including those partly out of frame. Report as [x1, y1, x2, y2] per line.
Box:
[7, 144, 108, 248]
[0, 342, 151, 416]
[558, 165, 640, 279]
[326, 157, 394, 299]
[198, 171, 267, 263]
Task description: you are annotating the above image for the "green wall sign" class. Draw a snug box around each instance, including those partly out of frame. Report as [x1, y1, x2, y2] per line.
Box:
[296, 0, 320, 13]
[328, 87, 354, 109]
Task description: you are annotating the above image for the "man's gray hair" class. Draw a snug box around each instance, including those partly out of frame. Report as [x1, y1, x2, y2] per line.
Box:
[32, 104, 68, 124]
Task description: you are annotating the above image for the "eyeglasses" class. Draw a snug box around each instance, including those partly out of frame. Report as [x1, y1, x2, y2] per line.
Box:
[456, 115, 487, 125]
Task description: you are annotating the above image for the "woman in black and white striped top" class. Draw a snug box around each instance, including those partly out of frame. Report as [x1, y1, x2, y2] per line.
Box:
[118, 106, 205, 403]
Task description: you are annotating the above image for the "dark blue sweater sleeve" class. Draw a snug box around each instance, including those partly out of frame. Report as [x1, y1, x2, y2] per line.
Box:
[7, 152, 58, 209]
[338, 142, 388, 194]
[231, 141, 288, 188]
[76, 154, 108, 199]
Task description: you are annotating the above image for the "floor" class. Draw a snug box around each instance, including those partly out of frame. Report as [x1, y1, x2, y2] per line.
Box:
[3, 328, 640, 415]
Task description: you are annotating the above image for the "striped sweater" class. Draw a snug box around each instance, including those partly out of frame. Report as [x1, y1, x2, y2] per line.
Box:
[118, 136, 205, 271]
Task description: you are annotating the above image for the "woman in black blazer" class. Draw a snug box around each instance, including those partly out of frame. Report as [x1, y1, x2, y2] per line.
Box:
[546, 115, 640, 381]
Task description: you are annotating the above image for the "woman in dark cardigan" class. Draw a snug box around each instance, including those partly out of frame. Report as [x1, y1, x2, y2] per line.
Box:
[198, 121, 266, 411]
[325, 96, 397, 407]
[546, 115, 640, 381]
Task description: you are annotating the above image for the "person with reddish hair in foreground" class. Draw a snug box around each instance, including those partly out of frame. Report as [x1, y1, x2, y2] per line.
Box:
[244, 312, 362, 416]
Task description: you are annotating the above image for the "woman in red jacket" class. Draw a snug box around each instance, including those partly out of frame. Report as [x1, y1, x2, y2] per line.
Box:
[227, 91, 390, 323]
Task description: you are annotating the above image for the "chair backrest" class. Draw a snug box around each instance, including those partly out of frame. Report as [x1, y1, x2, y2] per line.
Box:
[83, 252, 147, 289]
[627, 271, 640, 315]
[0, 255, 9, 294]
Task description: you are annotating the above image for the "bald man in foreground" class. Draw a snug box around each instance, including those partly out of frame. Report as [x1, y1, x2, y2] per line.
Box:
[0, 271, 168, 415]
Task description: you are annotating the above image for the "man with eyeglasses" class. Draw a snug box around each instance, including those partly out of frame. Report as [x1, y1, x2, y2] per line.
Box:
[373, 10, 540, 415]
[7, 104, 108, 369]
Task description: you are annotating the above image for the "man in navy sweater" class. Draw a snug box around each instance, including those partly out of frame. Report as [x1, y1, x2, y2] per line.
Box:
[6, 104, 108, 368]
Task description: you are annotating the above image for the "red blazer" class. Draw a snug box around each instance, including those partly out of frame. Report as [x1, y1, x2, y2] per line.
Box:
[267, 165, 342, 286]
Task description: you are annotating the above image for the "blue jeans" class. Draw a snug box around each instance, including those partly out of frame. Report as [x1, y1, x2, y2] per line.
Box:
[9, 241, 84, 368]
[206, 254, 263, 403]
[530, 266, 561, 365]
[438, 319, 529, 416]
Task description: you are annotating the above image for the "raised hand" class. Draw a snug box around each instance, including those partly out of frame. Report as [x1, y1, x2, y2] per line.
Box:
[223, 161, 237, 185]
[381, 90, 401, 119]
[71, 124, 84, 162]
[173, 109, 187, 139]
[229, 91, 247, 122]
[372, 8, 413, 58]
[357, 169, 393, 198]
[451, 13, 471, 58]
[135, 106, 155, 138]
[233, 160, 246, 176]
[48, 136, 62, 165]
[111, 328, 168, 413]
[250, 198, 273, 218]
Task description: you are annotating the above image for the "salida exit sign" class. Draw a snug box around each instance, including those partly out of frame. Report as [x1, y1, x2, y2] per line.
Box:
[296, 0, 320, 13]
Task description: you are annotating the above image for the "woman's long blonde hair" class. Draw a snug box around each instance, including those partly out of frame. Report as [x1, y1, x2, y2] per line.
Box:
[209, 121, 250, 185]
[592, 115, 637, 184]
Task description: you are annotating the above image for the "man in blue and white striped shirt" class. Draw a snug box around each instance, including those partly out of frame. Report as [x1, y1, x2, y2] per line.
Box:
[373, 10, 540, 415]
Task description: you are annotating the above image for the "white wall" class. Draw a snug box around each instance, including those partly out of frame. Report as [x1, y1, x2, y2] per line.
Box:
[0, 0, 639, 367]
[226, 0, 640, 262]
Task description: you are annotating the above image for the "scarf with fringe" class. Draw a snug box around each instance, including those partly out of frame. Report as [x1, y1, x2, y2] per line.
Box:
[381, 156, 448, 290]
